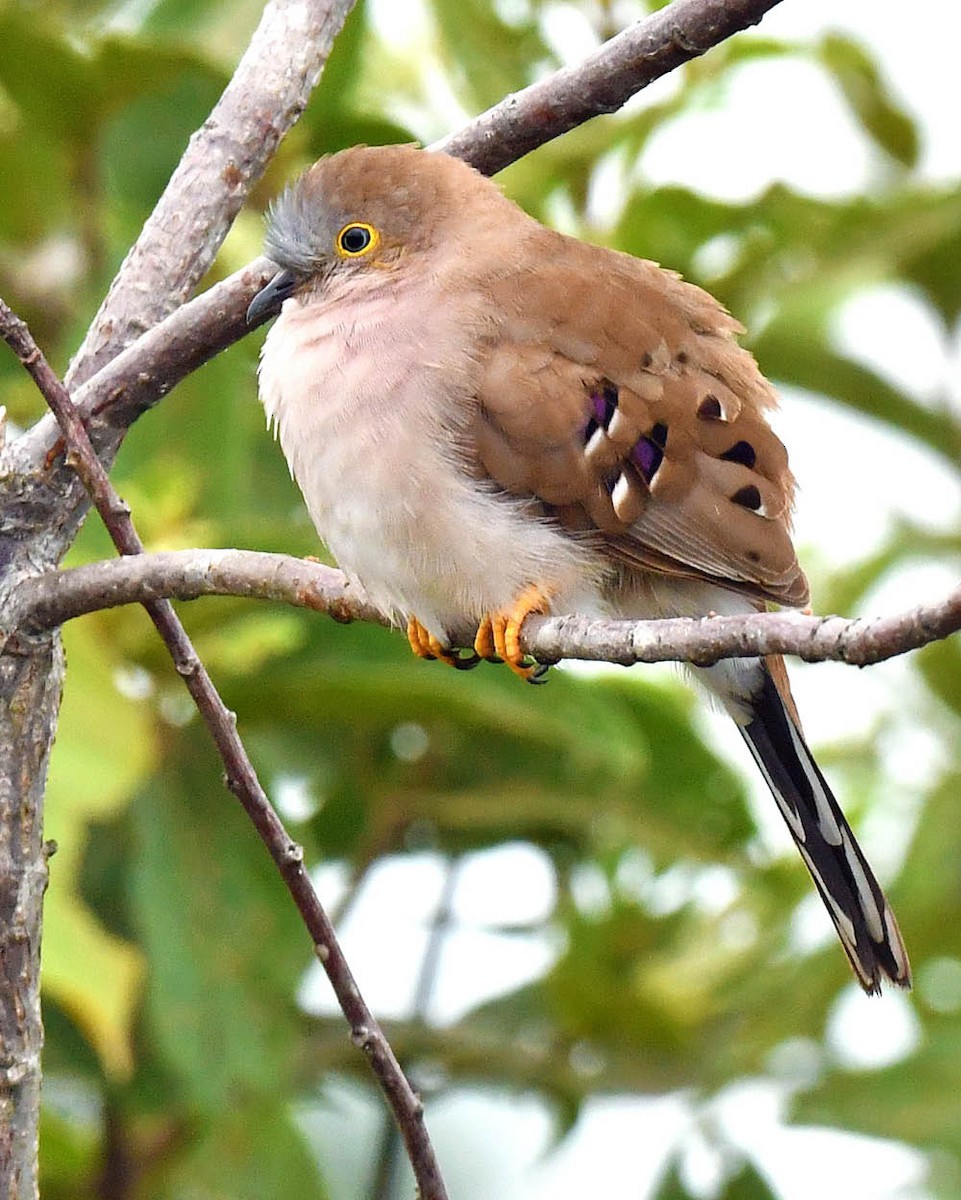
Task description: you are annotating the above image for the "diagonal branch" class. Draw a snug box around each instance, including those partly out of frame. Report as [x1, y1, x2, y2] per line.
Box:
[0, 3, 826, 1196]
[10, 0, 789, 480]
[6, 261, 275, 479]
[0, 0, 358, 588]
[66, 0, 358, 391]
[9, 547, 961, 670]
[0, 303, 449, 1200]
[435, 0, 786, 174]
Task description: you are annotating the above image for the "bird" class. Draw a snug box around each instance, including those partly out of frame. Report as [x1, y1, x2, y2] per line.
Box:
[247, 143, 911, 994]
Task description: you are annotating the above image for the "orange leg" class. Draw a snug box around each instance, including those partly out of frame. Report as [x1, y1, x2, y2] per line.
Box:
[407, 616, 450, 663]
[406, 616, 480, 671]
[473, 585, 552, 684]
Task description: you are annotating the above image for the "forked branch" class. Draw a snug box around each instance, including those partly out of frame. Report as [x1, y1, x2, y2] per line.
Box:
[0, 301, 450, 1200]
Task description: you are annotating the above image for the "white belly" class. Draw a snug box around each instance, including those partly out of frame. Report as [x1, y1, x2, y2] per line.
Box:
[257, 282, 602, 639]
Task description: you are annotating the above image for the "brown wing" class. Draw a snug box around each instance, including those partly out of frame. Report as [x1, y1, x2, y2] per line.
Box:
[470, 229, 810, 609]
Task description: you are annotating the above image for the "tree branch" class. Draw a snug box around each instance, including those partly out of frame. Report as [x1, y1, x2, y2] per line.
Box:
[65, 0, 357, 390]
[0, 304, 449, 1200]
[0, 5, 361, 1181]
[0, 0, 357, 581]
[0, 645, 58, 1200]
[8, 547, 960, 670]
[0, 3, 867, 1196]
[6, 260, 277, 479]
[435, 0, 786, 173]
[0, 33, 366, 1186]
[8, 0, 790, 483]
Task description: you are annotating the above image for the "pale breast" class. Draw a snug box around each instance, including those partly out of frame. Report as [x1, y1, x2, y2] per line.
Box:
[257, 272, 604, 639]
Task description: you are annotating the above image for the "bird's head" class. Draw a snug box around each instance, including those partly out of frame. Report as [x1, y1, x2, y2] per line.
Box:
[246, 143, 505, 326]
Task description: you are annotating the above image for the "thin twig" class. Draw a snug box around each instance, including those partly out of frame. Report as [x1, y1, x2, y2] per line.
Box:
[6, 261, 277, 477]
[0, 302, 449, 1200]
[9, 547, 961, 669]
[435, 0, 786, 174]
[369, 859, 463, 1200]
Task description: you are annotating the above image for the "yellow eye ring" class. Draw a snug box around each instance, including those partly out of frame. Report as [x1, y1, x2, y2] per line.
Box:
[336, 222, 379, 258]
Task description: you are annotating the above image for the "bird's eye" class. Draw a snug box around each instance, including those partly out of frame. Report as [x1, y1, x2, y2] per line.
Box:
[336, 223, 378, 257]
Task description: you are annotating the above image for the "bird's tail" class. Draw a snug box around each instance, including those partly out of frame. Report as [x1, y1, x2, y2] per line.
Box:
[737, 661, 911, 994]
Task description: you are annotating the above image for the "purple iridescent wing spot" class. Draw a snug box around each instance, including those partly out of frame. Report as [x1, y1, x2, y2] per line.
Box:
[630, 437, 659, 481]
[583, 383, 619, 442]
[630, 422, 668, 485]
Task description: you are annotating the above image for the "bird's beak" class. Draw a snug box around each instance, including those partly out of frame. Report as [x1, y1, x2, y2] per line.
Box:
[247, 268, 299, 326]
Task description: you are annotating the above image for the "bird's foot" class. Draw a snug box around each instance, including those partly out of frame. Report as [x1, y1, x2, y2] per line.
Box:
[406, 616, 481, 670]
[473, 585, 551, 684]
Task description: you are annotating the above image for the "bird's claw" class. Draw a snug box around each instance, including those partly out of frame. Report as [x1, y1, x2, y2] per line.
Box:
[473, 585, 552, 684]
[407, 587, 552, 683]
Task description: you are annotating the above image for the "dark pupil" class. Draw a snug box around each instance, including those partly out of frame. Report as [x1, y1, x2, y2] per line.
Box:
[342, 226, 371, 253]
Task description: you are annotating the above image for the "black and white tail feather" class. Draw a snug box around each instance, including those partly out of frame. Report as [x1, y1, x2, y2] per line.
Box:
[738, 665, 911, 993]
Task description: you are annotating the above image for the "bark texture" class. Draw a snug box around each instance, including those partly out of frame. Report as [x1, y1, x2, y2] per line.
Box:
[0, 4, 355, 1196]
[0, 634, 60, 1198]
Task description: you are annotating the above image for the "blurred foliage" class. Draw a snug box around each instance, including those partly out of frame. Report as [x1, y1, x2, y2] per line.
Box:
[0, 0, 959, 1198]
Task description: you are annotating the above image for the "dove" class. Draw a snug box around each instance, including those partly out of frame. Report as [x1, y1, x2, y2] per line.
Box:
[248, 143, 910, 993]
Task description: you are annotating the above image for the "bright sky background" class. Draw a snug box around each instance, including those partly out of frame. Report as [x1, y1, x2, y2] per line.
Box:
[294, 3, 961, 1197]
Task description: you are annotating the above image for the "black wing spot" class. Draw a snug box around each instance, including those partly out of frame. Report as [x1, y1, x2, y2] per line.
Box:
[697, 393, 722, 420]
[731, 484, 762, 511]
[720, 440, 757, 468]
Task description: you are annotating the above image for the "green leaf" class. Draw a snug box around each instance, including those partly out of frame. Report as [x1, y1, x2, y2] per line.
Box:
[226, 636, 752, 867]
[793, 1017, 961, 1155]
[722, 1162, 782, 1200]
[44, 619, 156, 1080]
[430, 0, 545, 112]
[918, 639, 961, 721]
[813, 521, 961, 616]
[99, 65, 227, 219]
[0, 7, 218, 143]
[651, 1158, 699, 1200]
[304, 0, 368, 115]
[0, 7, 99, 142]
[129, 750, 308, 1113]
[158, 1099, 328, 1200]
[752, 329, 961, 469]
[0, 125, 72, 243]
[616, 180, 961, 342]
[818, 32, 919, 168]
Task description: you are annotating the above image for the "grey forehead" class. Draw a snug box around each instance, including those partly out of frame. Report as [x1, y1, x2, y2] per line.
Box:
[263, 181, 343, 275]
